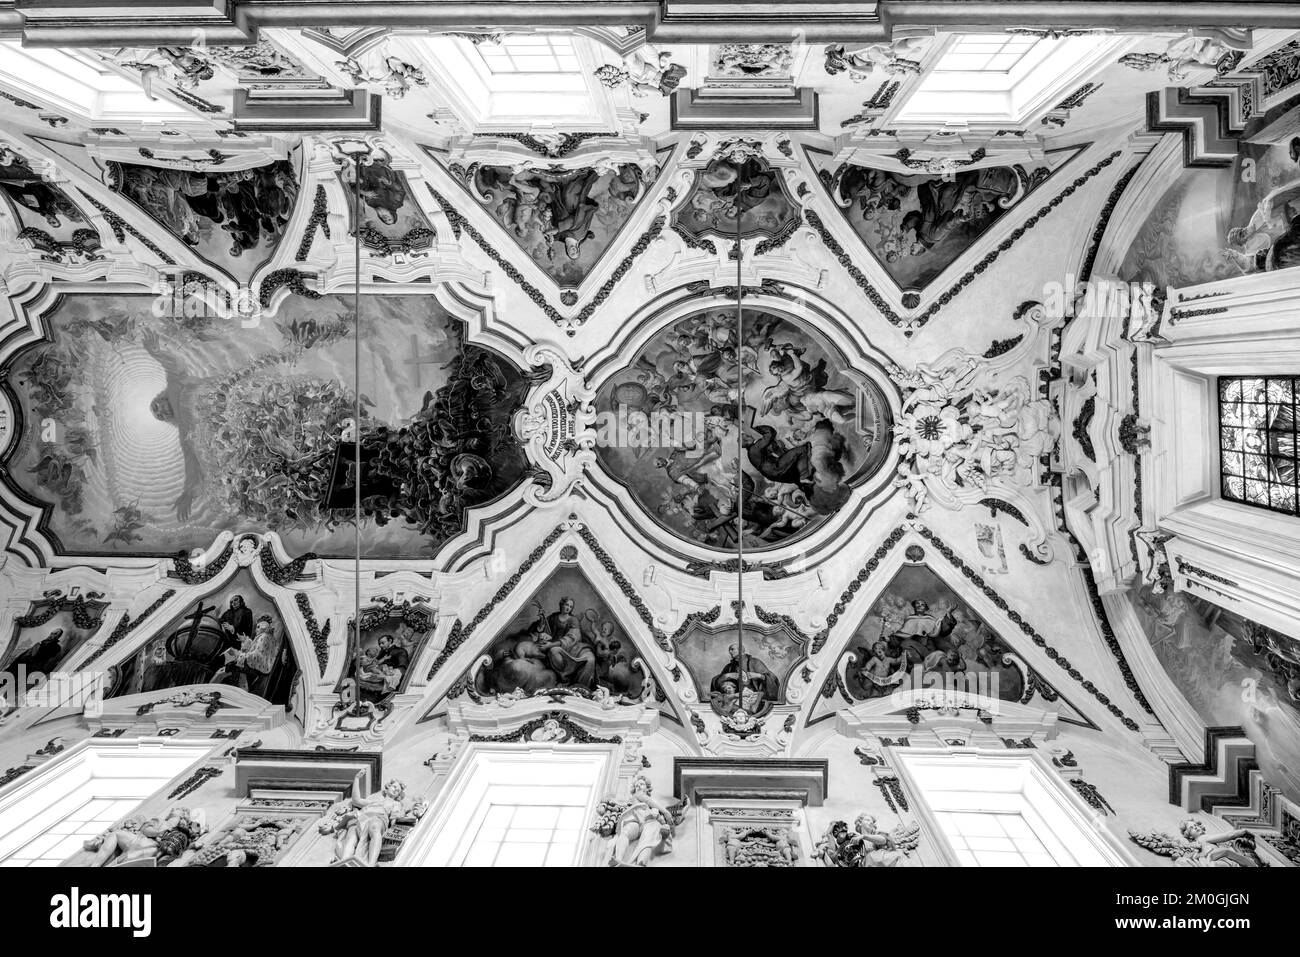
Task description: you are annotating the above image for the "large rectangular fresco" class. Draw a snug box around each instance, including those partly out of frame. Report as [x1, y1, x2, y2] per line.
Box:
[3, 293, 527, 557]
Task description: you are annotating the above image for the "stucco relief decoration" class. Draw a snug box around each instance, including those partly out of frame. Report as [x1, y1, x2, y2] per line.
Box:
[814, 814, 922, 866]
[891, 353, 1058, 514]
[591, 773, 683, 866]
[593, 45, 688, 97]
[713, 44, 794, 79]
[822, 30, 935, 79]
[513, 344, 597, 503]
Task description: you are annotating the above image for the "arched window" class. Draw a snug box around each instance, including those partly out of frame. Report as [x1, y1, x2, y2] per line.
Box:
[1219, 376, 1300, 515]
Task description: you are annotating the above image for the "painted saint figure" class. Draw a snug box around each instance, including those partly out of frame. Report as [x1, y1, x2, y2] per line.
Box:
[709, 643, 778, 712]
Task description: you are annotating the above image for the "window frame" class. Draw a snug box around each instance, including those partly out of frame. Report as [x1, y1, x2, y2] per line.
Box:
[0, 738, 216, 866]
[394, 742, 618, 867]
[1216, 374, 1300, 517]
[892, 748, 1137, 867]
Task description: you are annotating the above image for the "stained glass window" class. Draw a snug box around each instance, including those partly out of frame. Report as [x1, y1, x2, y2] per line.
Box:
[1219, 376, 1300, 515]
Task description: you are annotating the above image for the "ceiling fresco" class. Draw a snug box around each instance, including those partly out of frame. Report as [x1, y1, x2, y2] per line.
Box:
[109, 156, 300, 282]
[592, 305, 893, 550]
[3, 291, 528, 556]
[805, 146, 1086, 292]
[459, 160, 652, 287]
[0, 6, 1299, 874]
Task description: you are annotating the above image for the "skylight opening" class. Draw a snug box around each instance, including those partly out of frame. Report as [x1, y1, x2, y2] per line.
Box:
[477, 35, 581, 75]
[416, 34, 610, 127]
[892, 33, 1120, 124]
[936, 34, 1042, 73]
[0, 41, 191, 122]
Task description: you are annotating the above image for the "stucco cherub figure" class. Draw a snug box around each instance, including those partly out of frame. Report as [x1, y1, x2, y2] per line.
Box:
[824, 35, 932, 78]
[1129, 818, 1263, 867]
[319, 780, 427, 867]
[596, 774, 681, 866]
[815, 813, 920, 867]
[75, 806, 206, 867]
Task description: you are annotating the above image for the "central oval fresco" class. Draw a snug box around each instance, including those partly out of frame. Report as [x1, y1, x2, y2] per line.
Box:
[594, 306, 893, 551]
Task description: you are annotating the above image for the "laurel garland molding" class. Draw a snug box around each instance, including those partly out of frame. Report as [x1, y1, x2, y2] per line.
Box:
[915, 527, 1142, 730]
[666, 606, 723, 649]
[13, 590, 107, 630]
[806, 150, 1122, 336]
[84, 589, 177, 664]
[983, 335, 1024, 359]
[575, 525, 669, 644]
[979, 499, 1030, 527]
[169, 542, 234, 586]
[671, 220, 718, 254]
[425, 525, 568, 680]
[260, 544, 318, 586]
[1175, 558, 1238, 589]
[1072, 395, 1097, 462]
[468, 710, 622, 744]
[0, 766, 35, 788]
[294, 593, 331, 676]
[294, 184, 330, 262]
[79, 193, 175, 264]
[258, 268, 322, 308]
[168, 765, 225, 800]
[810, 526, 907, 653]
[1077, 157, 1146, 283]
[477, 131, 619, 158]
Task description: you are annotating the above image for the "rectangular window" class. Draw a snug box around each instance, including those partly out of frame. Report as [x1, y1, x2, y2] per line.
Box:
[892, 33, 1122, 124]
[1219, 376, 1300, 516]
[461, 787, 593, 867]
[476, 36, 581, 75]
[397, 747, 612, 867]
[0, 741, 212, 867]
[933, 808, 1063, 867]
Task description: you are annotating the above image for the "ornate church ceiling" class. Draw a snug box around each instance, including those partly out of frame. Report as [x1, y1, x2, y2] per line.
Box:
[0, 2, 1298, 872]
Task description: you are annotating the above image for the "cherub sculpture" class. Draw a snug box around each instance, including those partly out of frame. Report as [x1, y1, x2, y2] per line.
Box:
[76, 807, 206, 867]
[318, 780, 427, 867]
[824, 35, 932, 79]
[1118, 31, 1238, 81]
[591, 774, 682, 866]
[337, 55, 428, 98]
[815, 813, 921, 867]
[1128, 818, 1264, 867]
[593, 46, 687, 97]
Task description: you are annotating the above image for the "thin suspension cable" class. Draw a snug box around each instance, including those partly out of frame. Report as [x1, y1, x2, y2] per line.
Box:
[734, 199, 746, 714]
[352, 154, 363, 699]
